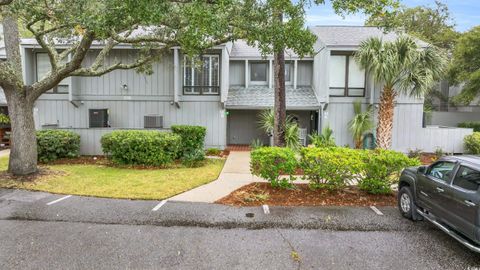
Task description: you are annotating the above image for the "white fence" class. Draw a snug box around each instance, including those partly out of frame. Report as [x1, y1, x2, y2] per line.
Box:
[392, 126, 473, 153]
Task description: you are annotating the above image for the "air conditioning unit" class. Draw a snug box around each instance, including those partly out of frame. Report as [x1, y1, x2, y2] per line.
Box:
[144, 115, 163, 129]
[89, 109, 109, 128]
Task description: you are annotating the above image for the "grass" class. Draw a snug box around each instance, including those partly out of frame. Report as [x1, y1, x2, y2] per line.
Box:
[0, 157, 225, 200]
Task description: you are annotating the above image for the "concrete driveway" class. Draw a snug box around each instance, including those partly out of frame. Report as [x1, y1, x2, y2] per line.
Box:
[1, 188, 479, 269]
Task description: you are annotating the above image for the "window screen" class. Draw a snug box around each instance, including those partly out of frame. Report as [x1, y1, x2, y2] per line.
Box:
[36, 53, 69, 93]
[329, 53, 365, 97]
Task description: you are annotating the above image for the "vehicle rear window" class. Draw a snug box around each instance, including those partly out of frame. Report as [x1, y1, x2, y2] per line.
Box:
[453, 166, 480, 191]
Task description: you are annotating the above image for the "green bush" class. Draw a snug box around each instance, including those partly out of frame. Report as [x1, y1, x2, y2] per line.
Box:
[182, 148, 206, 167]
[171, 125, 207, 157]
[37, 130, 80, 162]
[250, 147, 297, 188]
[300, 147, 364, 190]
[464, 132, 480, 154]
[458, 122, 480, 132]
[360, 149, 420, 194]
[101, 130, 181, 166]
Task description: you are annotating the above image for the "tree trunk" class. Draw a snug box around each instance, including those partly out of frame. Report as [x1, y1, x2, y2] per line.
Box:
[4, 89, 38, 175]
[376, 86, 396, 149]
[273, 50, 286, 147]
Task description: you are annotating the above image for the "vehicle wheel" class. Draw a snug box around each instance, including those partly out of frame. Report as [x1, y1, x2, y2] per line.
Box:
[398, 186, 416, 220]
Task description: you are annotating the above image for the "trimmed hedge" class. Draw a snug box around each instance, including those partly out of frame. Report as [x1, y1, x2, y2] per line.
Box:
[458, 122, 480, 132]
[37, 130, 80, 162]
[300, 147, 364, 190]
[360, 149, 420, 194]
[464, 132, 480, 154]
[250, 147, 297, 188]
[171, 125, 206, 152]
[101, 130, 181, 166]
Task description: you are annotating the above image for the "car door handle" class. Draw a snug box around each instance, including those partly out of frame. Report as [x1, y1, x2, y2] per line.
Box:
[436, 187, 444, 193]
[464, 200, 476, 207]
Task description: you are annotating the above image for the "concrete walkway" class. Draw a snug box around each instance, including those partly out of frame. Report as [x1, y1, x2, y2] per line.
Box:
[170, 151, 263, 203]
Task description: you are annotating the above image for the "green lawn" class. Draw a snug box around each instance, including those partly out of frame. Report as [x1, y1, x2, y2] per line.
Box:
[0, 157, 225, 200]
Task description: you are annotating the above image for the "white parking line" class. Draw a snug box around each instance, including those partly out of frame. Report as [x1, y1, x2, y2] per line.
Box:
[370, 206, 384, 216]
[152, 200, 168, 211]
[262, 204, 270, 215]
[46, 195, 72, 206]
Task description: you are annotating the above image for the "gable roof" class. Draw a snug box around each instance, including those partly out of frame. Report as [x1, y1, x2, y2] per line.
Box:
[310, 26, 429, 48]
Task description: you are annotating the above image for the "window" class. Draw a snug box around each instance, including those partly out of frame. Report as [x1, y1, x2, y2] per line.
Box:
[453, 166, 480, 191]
[285, 63, 291, 82]
[183, 55, 220, 95]
[250, 62, 267, 83]
[329, 53, 365, 97]
[427, 161, 456, 182]
[36, 53, 69, 94]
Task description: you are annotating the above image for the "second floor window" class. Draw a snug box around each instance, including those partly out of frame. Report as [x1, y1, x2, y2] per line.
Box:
[329, 53, 365, 97]
[183, 55, 220, 95]
[36, 53, 69, 94]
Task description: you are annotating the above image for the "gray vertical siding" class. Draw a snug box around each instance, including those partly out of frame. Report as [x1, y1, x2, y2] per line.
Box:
[35, 99, 226, 154]
[229, 60, 245, 86]
[296, 61, 313, 86]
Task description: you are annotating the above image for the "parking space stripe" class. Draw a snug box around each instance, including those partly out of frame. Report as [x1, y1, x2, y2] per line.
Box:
[370, 206, 384, 216]
[262, 204, 270, 215]
[152, 200, 168, 211]
[46, 195, 72, 206]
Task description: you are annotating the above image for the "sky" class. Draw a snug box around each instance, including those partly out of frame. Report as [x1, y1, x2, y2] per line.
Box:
[306, 0, 480, 32]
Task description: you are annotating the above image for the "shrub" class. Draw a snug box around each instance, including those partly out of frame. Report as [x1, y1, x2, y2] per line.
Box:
[300, 147, 365, 190]
[205, 148, 221, 156]
[308, 126, 336, 148]
[250, 139, 264, 150]
[458, 122, 480, 132]
[464, 132, 480, 154]
[171, 125, 207, 157]
[101, 130, 181, 166]
[182, 148, 205, 167]
[407, 148, 422, 158]
[360, 149, 420, 194]
[37, 130, 80, 162]
[250, 147, 297, 188]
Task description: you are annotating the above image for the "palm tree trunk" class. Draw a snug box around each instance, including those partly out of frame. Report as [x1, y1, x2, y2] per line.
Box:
[376, 86, 396, 149]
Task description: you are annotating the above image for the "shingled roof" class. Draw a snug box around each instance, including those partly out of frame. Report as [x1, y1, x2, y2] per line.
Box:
[310, 26, 429, 47]
[226, 86, 319, 110]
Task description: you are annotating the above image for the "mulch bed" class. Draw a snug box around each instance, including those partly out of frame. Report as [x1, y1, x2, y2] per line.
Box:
[216, 182, 397, 207]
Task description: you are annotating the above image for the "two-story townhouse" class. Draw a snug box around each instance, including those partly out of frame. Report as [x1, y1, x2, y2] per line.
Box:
[13, 26, 473, 154]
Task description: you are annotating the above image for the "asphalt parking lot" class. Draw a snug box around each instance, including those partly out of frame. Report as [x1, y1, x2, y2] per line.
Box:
[1, 189, 479, 269]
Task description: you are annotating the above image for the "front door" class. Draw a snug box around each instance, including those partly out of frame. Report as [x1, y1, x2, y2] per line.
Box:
[417, 161, 457, 217]
[446, 165, 480, 240]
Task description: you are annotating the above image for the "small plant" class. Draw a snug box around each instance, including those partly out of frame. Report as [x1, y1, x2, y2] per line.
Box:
[258, 109, 300, 150]
[250, 147, 297, 189]
[250, 139, 264, 150]
[464, 132, 480, 154]
[407, 148, 422, 158]
[308, 126, 336, 148]
[0, 113, 10, 125]
[243, 192, 270, 203]
[205, 148, 221, 156]
[348, 100, 373, 149]
[182, 148, 205, 167]
[434, 147, 445, 159]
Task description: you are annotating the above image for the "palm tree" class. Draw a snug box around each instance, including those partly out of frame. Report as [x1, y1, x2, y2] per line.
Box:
[348, 100, 373, 149]
[354, 36, 447, 149]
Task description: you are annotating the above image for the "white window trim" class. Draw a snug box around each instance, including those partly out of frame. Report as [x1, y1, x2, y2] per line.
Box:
[183, 54, 220, 95]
